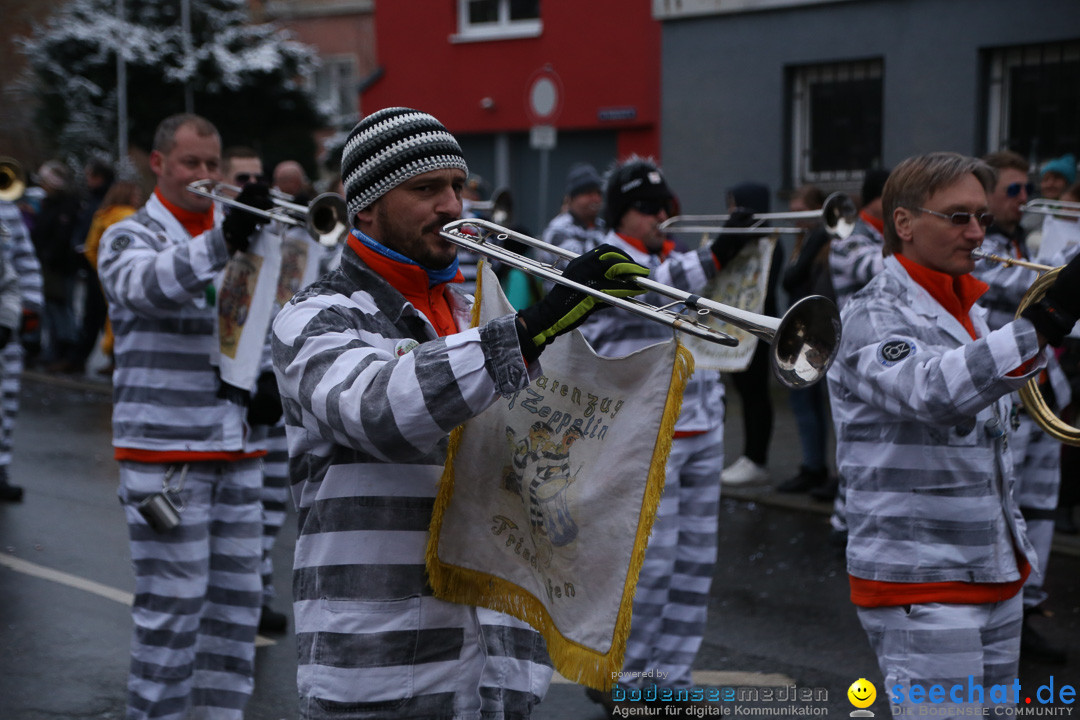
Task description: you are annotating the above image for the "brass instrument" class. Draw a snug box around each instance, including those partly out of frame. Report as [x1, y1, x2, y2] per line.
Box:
[0, 158, 27, 202]
[970, 247, 1080, 445]
[659, 192, 858, 239]
[440, 218, 842, 389]
[186, 179, 348, 248]
[1022, 198, 1080, 220]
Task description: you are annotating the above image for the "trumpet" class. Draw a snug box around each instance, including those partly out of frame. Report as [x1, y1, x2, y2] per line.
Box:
[1022, 198, 1080, 220]
[186, 179, 348, 248]
[439, 218, 842, 389]
[0, 158, 26, 202]
[659, 192, 858, 239]
[969, 247, 1080, 446]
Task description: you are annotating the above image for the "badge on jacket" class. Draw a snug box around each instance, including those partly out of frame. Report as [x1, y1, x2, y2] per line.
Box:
[395, 339, 420, 357]
[878, 339, 915, 366]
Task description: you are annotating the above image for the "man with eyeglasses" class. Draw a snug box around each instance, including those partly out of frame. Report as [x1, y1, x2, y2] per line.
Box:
[222, 146, 266, 193]
[974, 150, 1072, 665]
[578, 157, 751, 714]
[830, 152, 1080, 713]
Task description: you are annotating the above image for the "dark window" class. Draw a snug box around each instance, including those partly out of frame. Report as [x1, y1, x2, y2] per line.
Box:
[990, 42, 1080, 160]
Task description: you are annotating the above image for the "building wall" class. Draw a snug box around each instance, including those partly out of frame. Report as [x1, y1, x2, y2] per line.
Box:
[659, 0, 1080, 215]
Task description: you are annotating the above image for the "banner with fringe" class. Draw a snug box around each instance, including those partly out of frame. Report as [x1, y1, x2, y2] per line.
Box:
[427, 263, 693, 690]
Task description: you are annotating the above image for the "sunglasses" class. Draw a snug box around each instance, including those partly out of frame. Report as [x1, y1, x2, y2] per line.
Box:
[1005, 182, 1034, 198]
[629, 198, 671, 216]
[234, 173, 266, 185]
[918, 207, 995, 228]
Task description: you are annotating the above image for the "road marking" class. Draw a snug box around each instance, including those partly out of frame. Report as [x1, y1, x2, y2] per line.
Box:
[0, 552, 276, 646]
[551, 670, 794, 686]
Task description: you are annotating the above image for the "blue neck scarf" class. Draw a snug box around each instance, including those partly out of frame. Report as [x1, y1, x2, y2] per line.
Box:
[352, 229, 460, 287]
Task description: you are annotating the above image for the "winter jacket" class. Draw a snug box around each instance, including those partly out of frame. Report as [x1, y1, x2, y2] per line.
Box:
[270, 245, 552, 718]
[829, 217, 885, 309]
[829, 256, 1041, 584]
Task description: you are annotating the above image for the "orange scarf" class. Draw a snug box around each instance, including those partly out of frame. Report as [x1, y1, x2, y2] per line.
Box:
[154, 188, 214, 238]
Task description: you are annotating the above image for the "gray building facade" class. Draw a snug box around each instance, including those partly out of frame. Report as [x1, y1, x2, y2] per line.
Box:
[657, 0, 1080, 214]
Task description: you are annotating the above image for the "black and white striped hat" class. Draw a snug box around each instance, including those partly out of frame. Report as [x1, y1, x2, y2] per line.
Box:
[341, 107, 469, 219]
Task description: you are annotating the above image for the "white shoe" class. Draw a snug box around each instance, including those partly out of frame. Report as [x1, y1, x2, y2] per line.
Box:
[721, 456, 769, 486]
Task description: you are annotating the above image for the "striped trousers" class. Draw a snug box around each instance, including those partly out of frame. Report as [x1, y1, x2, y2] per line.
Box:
[0, 341, 24, 467]
[620, 427, 723, 689]
[857, 594, 1023, 712]
[1010, 411, 1061, 609]
[260, 423, 291, 604]
[119, 459, 263, 720]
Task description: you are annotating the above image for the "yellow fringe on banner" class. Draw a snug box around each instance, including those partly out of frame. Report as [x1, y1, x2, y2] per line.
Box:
[426, 264, 696, 691]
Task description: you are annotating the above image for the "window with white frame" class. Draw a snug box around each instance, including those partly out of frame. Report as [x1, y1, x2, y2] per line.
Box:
[314, 56, 359, 128]
[985, 41, 1080, 164]
[454, 0, 541, 42]
[790, 59, 884, 186]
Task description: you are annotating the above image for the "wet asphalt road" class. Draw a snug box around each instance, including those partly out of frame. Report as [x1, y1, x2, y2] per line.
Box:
[1, 374, 1078, 719]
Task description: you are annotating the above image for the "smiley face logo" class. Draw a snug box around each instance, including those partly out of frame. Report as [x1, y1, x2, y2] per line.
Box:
[848, 678, 877, 709]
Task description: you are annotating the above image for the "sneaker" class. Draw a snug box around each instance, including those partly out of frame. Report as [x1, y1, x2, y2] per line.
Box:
[809, 475, 839, 502]
[777, 466, 827, 493]
[258, 605, 288, 634]
[721, 456, 769, 486]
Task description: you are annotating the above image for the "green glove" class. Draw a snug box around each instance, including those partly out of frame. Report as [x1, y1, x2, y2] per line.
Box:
[515, 244, 649, 361]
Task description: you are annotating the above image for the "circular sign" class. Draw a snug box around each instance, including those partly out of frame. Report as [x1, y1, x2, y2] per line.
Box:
[525, 67, 562, 124]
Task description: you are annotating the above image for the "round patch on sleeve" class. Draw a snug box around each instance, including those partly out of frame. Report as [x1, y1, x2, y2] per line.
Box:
[110, 234, 132, 252]
[878, 339, 915, 366]
[395, 339, 420, 357]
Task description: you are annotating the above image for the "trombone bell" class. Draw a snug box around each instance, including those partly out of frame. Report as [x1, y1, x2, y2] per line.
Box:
[306, 193, 350, 248]
[0, 158, 26, 202]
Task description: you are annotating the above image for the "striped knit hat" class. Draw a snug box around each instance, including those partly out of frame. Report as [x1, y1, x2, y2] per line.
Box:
[341, 107, 469, 219]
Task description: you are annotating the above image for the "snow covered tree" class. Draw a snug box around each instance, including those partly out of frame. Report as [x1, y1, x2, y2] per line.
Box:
[19, 0, 325, 170]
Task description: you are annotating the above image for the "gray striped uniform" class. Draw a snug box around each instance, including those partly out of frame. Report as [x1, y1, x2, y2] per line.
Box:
[829, 256, 1041, 700]
[972, 228, 1073, 609]
[271, 245, 553, 719]
[0, 201, 43, 469]
[578, 231, 724, 690]
[98, 194, 264, 720]
[536, 212, 607, 294]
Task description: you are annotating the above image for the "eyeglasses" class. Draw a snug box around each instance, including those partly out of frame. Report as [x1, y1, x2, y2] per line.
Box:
[629, 199, 671, 216]
[918, 207, 994, 228]
[1005, 182, 1034, 198]
[234, 173, 266, 185]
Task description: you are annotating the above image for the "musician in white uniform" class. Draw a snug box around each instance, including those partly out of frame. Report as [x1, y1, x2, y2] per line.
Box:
[99, 113, 274, 720]
[830, 151, 1080, 712]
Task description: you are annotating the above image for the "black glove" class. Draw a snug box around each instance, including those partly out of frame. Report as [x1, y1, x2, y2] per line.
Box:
[247, 371, 284, 426]
[515, 244, 649, 362]
[1021, 252, 1080, 347]
[711, 208, 758, 268]
[222, 184, 274, 254]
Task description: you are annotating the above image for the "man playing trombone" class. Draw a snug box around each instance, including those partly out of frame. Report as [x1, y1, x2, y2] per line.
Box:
[98, 113, 276, 720]
[830, 151, 1080, 713]
[270, 107, 650, 719]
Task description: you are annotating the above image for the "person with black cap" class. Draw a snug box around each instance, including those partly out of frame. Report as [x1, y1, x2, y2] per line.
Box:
[578, 156, 750, 714]
[270, 107, 651, 719]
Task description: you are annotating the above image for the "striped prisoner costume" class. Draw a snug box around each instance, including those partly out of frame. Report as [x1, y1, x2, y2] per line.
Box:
[578, 231, 724, 690]
[829, 255, 1041, 710]
[972, 225, 1073, 610]
[98, 193, 264, 720]
[0, 201, 43, 472]
[271, 242, 553, 719]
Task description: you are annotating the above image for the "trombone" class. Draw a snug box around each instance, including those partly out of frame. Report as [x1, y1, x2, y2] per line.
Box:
[0, 158, 26, 202]
[659, 192, 858, 239]
[969, 247, 1080, 445]
[1022, 198, 1080, 220]
[440, 218, 842, 389]
[186, 179, 349, 248]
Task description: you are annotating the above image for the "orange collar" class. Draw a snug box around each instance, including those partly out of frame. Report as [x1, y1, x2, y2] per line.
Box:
[618, 233, 675, 259]
[896, 254, 988, 339]
[348, 235, 460, 337]
[859, 210, 885, 235]
[154, 188, 215, 237]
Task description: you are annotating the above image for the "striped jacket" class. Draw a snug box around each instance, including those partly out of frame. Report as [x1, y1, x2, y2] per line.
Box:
[973, 226, 1073, 331]
[98, 193, 251, 453]
[829, 256, 1040, 584]
[829, 217, 884, 310]
[0, 201, 44, 314]
[577, 231, 723, 433]
[270, 246, 553, 718]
